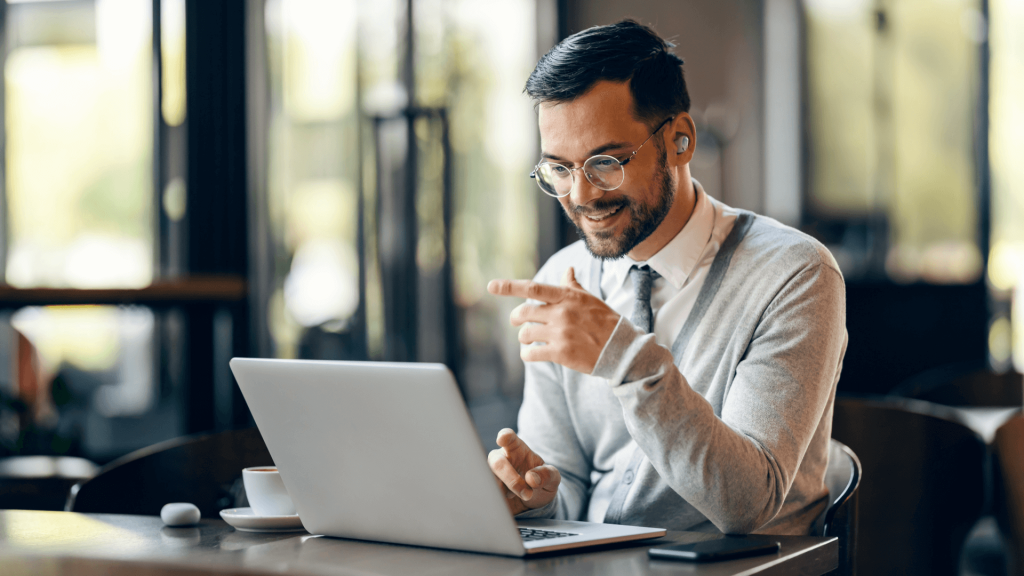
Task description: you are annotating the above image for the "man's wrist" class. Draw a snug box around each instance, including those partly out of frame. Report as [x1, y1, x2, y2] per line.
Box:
[591, 315, 649, 383]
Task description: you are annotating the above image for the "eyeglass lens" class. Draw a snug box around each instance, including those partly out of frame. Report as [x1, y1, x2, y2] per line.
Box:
[535, 155, 624, 197]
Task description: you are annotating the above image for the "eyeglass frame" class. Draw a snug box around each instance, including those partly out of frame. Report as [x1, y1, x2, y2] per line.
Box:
[529, 116, 676, 198]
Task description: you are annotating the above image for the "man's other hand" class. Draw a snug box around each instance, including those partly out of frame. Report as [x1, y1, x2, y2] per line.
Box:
[487, 267, 620, 375]
[487, 428, 561, 516]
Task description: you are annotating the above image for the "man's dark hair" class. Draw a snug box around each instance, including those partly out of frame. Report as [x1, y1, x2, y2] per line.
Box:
[525, 20, 690, 127]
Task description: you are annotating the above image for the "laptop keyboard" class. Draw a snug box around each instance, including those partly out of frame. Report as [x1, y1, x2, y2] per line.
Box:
[519, 527, 580, 542]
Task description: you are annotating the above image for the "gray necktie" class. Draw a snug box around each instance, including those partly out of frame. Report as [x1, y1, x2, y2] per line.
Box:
[629, 265, 659, 333]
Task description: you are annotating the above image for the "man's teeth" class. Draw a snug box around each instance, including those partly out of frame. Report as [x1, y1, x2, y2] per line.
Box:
[586, 206, 623, 221]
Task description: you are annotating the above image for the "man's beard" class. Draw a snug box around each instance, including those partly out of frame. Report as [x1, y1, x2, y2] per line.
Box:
[567, 153, 675, 260]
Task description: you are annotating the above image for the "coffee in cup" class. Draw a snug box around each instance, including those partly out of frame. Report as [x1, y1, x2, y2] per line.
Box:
[242, 466, 296, 516]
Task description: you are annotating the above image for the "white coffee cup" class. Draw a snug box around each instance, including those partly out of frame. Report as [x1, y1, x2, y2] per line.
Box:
[242, 466, 296, 516]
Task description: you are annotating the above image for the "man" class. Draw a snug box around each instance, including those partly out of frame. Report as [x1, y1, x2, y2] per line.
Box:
[486, 20, 847, 535]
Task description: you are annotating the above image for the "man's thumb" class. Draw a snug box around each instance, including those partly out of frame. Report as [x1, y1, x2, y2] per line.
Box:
[562, 267, 583, 289]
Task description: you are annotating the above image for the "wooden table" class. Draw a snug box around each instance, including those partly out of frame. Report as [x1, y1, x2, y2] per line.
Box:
[0, 510, 837, 575]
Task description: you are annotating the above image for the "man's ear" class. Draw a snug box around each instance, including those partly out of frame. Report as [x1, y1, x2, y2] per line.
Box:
[669, 113, 697, 165]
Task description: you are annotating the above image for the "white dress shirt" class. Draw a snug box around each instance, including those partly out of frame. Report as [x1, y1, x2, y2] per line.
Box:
[601, 180, 738, 346]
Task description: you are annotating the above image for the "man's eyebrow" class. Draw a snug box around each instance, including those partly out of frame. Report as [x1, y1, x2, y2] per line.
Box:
[541, 141, 635, 162]
[588, 141, 634, 156]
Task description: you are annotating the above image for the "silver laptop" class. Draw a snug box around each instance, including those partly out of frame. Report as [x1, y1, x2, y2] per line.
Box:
[229, 358, 666, 556]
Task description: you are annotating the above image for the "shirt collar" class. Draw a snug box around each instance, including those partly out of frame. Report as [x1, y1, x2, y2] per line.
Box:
[605, 179, 715, 290]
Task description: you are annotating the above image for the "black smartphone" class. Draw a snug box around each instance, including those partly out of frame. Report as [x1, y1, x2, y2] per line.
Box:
[647, 538, 781, 562]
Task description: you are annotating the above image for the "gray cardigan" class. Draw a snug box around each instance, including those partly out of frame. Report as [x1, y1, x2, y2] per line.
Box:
[515, 210, 847, 535]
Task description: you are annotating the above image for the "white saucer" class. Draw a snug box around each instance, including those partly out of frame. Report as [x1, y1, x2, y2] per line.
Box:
[219, 507, 306, 533]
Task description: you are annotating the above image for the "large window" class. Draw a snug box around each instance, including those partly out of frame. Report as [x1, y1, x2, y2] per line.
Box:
[264, 0, 363, 357]
[415, 0, 539, 431]
[260, 0, 541, 445]
[804, 0, 982, 284]
[0, 0, 177, 462]
[5, 0, 154, 288]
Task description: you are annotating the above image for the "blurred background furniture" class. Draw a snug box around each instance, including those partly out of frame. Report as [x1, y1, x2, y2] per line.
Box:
[892, 365, 1023, 408]
[994, 415, 1024, 576]
[831, 397, 987, 576]
[67, 427, 271, 518]
[892, 366, 1022, 576]
[822, 439, 861, 576]
[0, 456, 98, 511]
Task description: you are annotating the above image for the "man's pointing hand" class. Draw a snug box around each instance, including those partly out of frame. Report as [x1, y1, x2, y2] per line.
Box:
[487, 267, 620, 374]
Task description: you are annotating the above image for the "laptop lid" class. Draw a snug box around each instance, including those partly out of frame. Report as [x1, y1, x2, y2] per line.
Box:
[229, 358, 526, 556]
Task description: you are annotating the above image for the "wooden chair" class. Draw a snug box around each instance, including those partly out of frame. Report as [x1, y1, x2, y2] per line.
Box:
[995, 415, 1024, 576]
[831, 396, 986, 576]
[67, 428, 273, 518]
[820, 439, 861, 576]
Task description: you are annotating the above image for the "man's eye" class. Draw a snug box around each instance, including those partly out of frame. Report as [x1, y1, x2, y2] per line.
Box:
[551, 165, 570, 174]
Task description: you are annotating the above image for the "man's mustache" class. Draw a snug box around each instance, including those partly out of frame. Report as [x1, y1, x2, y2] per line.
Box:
[570, 197, 630, 217]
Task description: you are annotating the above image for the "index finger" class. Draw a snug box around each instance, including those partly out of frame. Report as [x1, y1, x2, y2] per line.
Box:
[496, 428, 544, 468]
[487, 279, 566, 304]
[496, 428, 529, 457]
[488, 448, 533, 500]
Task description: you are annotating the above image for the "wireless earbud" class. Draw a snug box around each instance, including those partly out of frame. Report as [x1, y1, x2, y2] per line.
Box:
[676, 136, 689, 154]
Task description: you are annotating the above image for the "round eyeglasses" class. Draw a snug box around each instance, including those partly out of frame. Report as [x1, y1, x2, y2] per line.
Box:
[530, 116, 674, 198]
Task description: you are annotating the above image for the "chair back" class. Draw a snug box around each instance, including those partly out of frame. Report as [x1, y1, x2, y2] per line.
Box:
[820, 439, 861, 576]
[892, 363, 1023, 407]
[995, 415, 1024, 576]
[832, 396, 986, 576]
[823, 439, 861, 534]
[67, 428, 272, 518]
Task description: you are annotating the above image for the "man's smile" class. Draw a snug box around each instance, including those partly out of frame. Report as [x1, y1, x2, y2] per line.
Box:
[583, 204, 625, 222]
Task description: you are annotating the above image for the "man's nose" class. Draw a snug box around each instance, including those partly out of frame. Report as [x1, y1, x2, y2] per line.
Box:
[570, 172, 604, 206]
